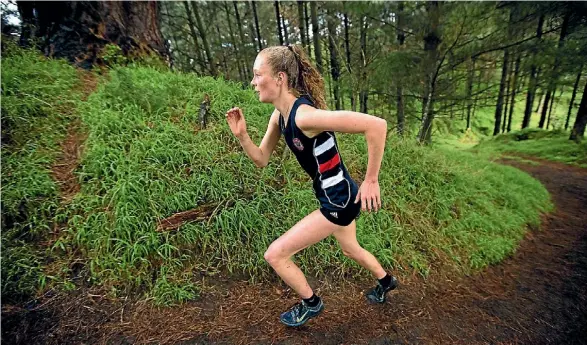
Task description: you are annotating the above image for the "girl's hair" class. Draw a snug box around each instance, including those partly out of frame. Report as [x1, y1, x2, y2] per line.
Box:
[260, 45, 327, 110]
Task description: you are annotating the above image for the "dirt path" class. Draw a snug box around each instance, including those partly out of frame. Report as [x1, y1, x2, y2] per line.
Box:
[3, 158, 586, 345]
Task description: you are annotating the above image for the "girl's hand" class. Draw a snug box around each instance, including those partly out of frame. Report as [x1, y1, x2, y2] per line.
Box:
[225, 107, 247, 138]
[355, 180, 381, 212]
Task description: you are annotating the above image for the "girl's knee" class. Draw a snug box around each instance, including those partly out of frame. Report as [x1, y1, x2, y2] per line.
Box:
[341, 246, 363, 260]
[264, 243, 286, 266]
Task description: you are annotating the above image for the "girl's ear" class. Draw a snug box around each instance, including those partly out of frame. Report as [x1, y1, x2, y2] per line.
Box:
[277, 71, 286, 84]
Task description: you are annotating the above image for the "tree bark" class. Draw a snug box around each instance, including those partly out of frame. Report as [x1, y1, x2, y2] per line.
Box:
[538, 89, 552, 128]
[16, 1, 35, 47]
[251, 1, 263, 51]
[183, 2, 205, 73]
[507, 54, 521, 132]
[281, 5, 289, 45]
[274, 1, 284, 45]
[304, 2, 311, 56]
[541, 11, 571, 130]
[570, 81, 587, 142]
[297, 1, 307, 49]
[224, 2, 244, 82]
[417, 1, 441, 144]
[465, 57, 476, 130]
[396, 1, 405, 135]
[502, 60, 511, 134]
[327, 10, 341, 110]
[310, 2, 323, 74]
[192, 2, 218, 77]
[343, 11, 356, 112]
[535, 88, 544, 112]
[16, 1, 167, 69]
[566, 66, 583, 130]
[522, 14, 544, 129]
[493, 48, 509, 136]
[233, 2, 250, 81]
[359, 15, 368, 114]
[546, 86, 558, 130]
[215, 24, 229, 79]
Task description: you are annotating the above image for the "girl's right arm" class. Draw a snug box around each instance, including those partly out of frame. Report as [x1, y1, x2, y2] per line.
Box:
[226, 108, 281, 168]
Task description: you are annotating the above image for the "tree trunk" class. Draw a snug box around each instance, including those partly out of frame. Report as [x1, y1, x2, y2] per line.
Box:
[251, 1, 263, 51]
[507, 54, 521, 132]
[233, 2, 250, 81]
[343, 11, 356, 111]
[541, 11, 571, 130]
[192, 2, 218, 77]
[304, 2, 311, 56]
[245, 2, 259, 53]
[465, 57, 476, 130]
[163, 2, 181, 71]
[502, 61, 511, 134]
[297, 1, 307, 49]
[570, 81, 587, 142]
[16, 1, 35, 47]
[282, 7, 290, 45]
[359, 16, 368, 114]
[183, 2, 205, 73]
[539, 89, 552, 128]
[546, 86, 558, 130]
[215, 24, 229, 79]
[522, 14, 544, 129]
[396, 1, 405, 136]
[274, 1, 284, 45]
[16, 1, 167, 69]
[472, 67, 482, 122]
[327, 10, 341, 110]
[535, 89, 544, 113]
[310, 2, 323, 74]
[566, 66, 583, 130]
[417, 1, 441, 144]
[224, 2, 244, 82]
[494, 48, 509, 136]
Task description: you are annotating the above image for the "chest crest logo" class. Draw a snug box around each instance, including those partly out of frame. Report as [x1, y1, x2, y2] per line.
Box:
[292, 138, 304, 151]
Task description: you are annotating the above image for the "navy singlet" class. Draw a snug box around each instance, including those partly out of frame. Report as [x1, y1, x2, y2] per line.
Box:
[278, 96, 361, 226]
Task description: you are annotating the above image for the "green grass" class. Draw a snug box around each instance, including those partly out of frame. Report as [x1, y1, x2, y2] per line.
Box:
[1, 42, 81, 303]
[473, 128, 587, 168]
[52, 65, 552, 304]
[434, 83, 582, 151]
[3, 46, 554, 305]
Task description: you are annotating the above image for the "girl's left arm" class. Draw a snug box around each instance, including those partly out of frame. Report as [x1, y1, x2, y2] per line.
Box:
[296, 107, 387, 212]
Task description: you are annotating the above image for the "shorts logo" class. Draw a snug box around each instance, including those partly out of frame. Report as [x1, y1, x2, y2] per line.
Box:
[293, 138, 304, 151]
[330, 212, 338, 219]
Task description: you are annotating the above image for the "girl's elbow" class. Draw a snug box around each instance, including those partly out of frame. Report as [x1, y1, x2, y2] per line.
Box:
[379, 118, 387, 131]
[254, 159, 268, 168]
[370, 118, 387, 135]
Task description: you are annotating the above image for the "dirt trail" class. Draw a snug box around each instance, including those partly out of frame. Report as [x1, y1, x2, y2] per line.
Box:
[3, 158, 586, 345]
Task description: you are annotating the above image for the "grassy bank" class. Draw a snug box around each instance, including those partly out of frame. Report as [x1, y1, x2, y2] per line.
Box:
[1, 43, 81, 303]
[473, 128, 587, 168]
[2, 48, 553, 305]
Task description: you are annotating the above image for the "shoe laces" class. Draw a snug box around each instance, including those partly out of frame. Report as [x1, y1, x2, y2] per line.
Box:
[374, 282, 386, 296]
[287, 301, 306, 317]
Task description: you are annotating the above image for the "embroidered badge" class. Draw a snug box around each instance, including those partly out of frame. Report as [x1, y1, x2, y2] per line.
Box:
[293, 138, 304, 151]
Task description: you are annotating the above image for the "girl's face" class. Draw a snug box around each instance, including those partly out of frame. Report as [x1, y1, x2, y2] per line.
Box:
[251, 53, 281, 104]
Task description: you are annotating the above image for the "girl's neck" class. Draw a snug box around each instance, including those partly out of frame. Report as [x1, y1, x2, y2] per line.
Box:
[274, 93, 298, 120]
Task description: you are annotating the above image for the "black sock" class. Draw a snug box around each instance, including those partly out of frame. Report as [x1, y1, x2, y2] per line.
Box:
[378, 273, 392, 288]
[303, 293, 320, 307]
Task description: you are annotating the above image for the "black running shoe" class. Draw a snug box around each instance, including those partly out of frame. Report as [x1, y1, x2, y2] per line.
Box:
[366, 276, 398, 303]
[279, 299, 324, 327]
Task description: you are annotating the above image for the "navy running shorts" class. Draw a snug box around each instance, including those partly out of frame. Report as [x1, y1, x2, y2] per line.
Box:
[319, 199, 361, 226]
